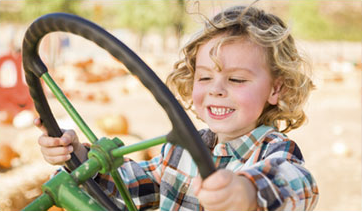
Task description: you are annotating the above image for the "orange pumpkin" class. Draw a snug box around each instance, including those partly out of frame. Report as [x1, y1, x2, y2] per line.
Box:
[96, 114, 128, 135]
[0, 143, 19, 169]
[47, 205, 64, 211]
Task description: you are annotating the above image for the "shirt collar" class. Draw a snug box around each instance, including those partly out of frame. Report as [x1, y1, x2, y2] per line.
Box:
[204, 125, 275, 160]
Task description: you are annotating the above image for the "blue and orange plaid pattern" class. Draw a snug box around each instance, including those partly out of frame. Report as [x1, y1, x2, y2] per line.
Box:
[95, 125, 318, 210]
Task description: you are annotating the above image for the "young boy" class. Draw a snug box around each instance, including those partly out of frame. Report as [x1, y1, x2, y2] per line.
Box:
[35, 5, 318, 210]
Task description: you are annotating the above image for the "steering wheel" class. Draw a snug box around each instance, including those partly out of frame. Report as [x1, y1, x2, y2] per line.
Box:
[22, 13, 215, 210]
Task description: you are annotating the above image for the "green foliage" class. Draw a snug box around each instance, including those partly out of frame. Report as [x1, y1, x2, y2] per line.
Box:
[103, 0, 187, 48]
[108, 0, 186, 35]
[21, 0, 85, 21]
[289, 0, 361, 41]
[0, 0, 360, 41]
[0, 0, 85, 24]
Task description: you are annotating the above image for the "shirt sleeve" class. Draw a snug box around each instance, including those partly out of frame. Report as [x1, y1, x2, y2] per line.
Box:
[94, 143, 170, 210]
[237, 139, 319, 211]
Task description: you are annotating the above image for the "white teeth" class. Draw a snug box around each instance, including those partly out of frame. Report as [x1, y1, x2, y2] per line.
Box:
[210, 107, 234, 115]
[218, 108, 223, 114]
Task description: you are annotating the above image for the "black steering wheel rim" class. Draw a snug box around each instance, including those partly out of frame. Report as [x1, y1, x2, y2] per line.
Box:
[22, 12, 215, 210]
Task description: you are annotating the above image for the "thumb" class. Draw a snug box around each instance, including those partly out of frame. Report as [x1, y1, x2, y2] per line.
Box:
[33, 118, 48, 135]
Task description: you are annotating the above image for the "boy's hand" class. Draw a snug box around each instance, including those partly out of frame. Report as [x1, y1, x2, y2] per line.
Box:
[193, 169, 257, 211]
[34, 118, 87, 165]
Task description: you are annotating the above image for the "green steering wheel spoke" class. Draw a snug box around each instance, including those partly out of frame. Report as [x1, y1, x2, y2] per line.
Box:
[109, 136, 166, 210]
[41, 72, 98, 143]
[71, 157, 102, 184]
[110, 170, 137, 211]
[112, 135, 167, 158]
[23, 193, 54, 211]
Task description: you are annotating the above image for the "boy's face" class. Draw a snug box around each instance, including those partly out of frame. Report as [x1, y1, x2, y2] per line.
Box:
[192, 36, 280, 142]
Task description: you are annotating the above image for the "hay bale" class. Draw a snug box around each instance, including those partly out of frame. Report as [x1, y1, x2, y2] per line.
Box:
[0, 161, 58, 210]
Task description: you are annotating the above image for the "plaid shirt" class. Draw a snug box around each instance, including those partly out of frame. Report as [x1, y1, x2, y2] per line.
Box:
[95, 125, 319, 210]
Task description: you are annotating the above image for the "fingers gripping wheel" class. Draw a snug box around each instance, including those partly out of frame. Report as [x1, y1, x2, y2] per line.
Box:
[22, 13, 216, 209]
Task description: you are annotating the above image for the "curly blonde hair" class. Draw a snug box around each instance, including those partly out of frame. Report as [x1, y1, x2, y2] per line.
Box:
[166, 5, 314, 133]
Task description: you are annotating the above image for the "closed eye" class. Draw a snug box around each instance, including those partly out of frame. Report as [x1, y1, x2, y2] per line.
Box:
[198, 77, 211, 81]
[229, 78, 247, 83]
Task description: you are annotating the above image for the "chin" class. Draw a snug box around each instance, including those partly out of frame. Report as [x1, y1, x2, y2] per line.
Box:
[208, 125, 233, 134]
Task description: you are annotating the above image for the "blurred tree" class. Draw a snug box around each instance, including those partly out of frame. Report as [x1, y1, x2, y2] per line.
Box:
[21, 0, 84, 21]
[0, 1, 23, 23]
[0, 0, 360, 42]
[109, 0, 186, 49]
[0, 0, 85, 23]
[164, 0, 185, 48]
[289, 0, 361, 41]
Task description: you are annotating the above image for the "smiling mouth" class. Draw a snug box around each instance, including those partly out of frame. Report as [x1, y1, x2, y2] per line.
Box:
[208, 106, 235, 116]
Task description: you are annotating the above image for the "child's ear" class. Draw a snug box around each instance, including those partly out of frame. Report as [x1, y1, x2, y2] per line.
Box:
[268, 77, 283, 105]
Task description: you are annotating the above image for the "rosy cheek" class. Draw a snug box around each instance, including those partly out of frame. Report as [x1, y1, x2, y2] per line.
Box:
[192, 84, 205, 111]
[233, 89, 258, 109]
[233, 87, 268, 115]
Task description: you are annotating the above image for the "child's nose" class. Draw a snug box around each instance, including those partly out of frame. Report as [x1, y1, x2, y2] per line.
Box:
[209, 80, 227, 97]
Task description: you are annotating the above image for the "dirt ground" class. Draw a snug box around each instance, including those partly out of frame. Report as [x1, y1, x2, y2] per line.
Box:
[0, 38, 361, 211]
